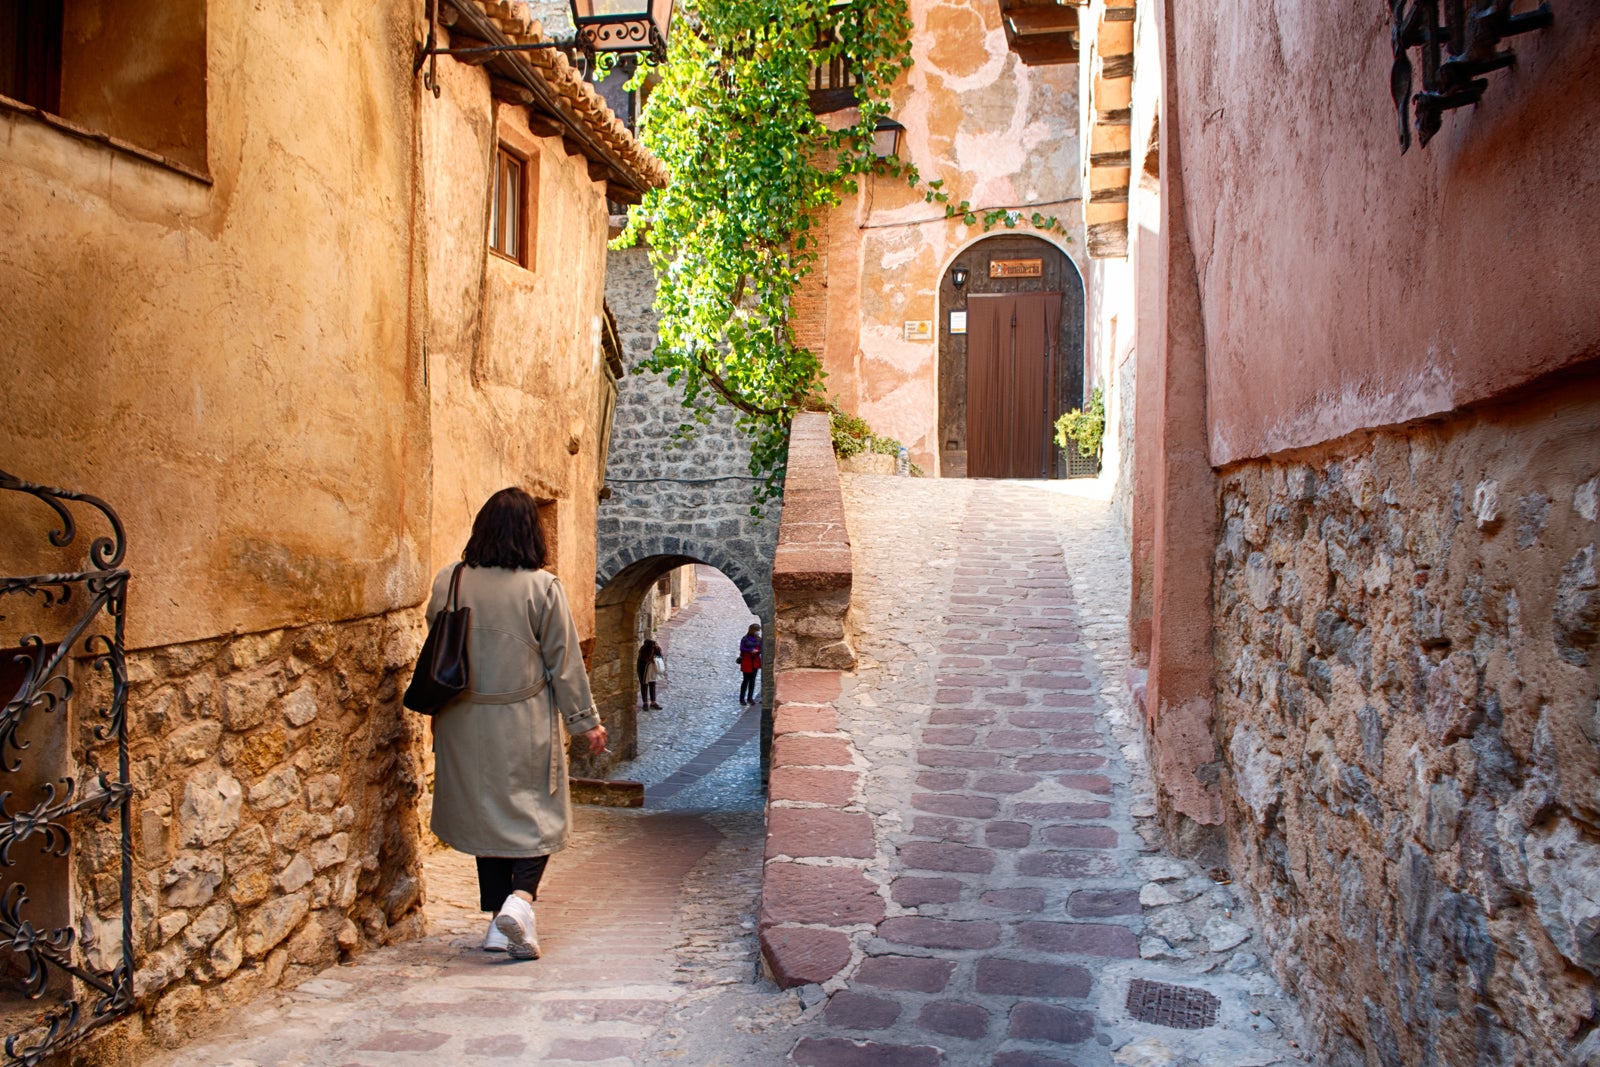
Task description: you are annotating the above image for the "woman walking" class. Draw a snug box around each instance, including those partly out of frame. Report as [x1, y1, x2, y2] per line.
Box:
[426, 488, 607, 960]
[738, 623, 762, 706]
[636, 636, 664, 709]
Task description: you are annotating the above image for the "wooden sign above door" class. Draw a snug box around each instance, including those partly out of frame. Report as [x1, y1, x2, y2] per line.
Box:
[990, 258, 1043, 278]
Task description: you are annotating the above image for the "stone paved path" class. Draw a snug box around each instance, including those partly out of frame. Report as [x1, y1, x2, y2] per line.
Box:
[143, 477, 1305, 1066]
[614, 565, 766, 812]
[780, 476, 1305, 1067]
[139, 805, 792, 1065]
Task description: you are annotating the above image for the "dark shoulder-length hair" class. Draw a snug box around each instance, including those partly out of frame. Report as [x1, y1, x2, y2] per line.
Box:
[463, 487, 547, 570]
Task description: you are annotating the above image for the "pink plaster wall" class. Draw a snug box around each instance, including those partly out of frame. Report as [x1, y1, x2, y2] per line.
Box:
[1170, 4, 1600, 466]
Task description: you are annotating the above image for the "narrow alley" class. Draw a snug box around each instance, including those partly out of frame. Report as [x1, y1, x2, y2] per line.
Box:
[139, 475, 1302, 1067]
[3, 1, 1592, 1063]
[612, 566, 765, 812]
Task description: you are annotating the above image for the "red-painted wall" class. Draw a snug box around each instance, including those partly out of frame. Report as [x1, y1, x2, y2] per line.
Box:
[1171, 4, 1600, 466]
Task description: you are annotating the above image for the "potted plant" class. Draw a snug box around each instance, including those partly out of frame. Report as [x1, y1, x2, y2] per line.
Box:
[1054, 387, 1105, 477]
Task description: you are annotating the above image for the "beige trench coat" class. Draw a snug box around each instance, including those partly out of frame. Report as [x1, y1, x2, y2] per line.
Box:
[426, 564, 601, 857]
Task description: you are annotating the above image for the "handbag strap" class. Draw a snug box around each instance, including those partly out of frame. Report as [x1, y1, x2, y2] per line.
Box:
[447, 562, 466, 610]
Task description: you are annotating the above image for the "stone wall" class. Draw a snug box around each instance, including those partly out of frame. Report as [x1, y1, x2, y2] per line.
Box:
[772, 413, 856, 673]
[1212, 379, 1600, 1066]
[585, 247, 780, 776]
[597, 246, 779, 607]
[88, 614, 427, 1049]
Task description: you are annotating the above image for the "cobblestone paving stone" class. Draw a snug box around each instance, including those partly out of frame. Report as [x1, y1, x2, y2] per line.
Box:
[614, 566, 766, 813]
[143, 478, 1307, 1066]
[139, 803, 798, 1066]
[781, 476, 1307, 1067]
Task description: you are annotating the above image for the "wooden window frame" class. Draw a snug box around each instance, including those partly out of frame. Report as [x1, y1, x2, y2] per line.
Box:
[489, 144, 529, 267]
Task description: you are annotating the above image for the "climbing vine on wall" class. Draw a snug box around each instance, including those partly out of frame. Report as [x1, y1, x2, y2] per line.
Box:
[617, 0, 1066, 500]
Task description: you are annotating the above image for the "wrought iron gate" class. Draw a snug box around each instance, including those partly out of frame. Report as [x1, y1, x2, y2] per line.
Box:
[0, 471, 134, 1065]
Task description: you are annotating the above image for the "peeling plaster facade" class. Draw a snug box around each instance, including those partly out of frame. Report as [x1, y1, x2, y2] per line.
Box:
[795, 0, 1085, 474]
[0, 1, 657, 1056]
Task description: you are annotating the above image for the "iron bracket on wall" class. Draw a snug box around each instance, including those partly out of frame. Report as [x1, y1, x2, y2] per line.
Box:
[1389, 0, 1553, 151]
[413, 1, 666, 99]
[414, 0, 587, 98]
[0, 471, 134, 1067]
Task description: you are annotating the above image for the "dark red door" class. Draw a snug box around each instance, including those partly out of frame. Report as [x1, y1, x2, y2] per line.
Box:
[966, 292, 1061, 478]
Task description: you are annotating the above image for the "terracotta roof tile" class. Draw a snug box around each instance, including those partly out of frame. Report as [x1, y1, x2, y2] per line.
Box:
[455, 0, 666, 194]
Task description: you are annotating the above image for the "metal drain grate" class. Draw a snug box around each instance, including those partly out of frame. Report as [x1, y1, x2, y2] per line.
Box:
[1126, 979, 1221, 1030]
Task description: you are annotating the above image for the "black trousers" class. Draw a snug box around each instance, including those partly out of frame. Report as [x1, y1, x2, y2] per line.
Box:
[639, 678, 657, 706]
[476, 855, 549, 912]
[740, 670, 758, 703]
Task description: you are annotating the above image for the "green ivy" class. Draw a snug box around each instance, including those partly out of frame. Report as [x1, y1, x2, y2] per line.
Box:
[617, 0, 1067, 501]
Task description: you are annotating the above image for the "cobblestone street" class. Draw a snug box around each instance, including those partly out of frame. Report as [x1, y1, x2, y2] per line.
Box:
[778, 476, 1304, 1066]
[143, 477, 1305, 1066]
[613, 566, 766, 813]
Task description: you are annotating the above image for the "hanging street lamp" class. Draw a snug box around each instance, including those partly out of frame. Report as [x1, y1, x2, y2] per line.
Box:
[570, 0, 675, 64]
[417, 0, 675, 97]
[871, 117, 905, 161]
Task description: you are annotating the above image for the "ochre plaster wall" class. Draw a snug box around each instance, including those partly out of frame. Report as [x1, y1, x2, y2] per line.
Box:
[1171, 4, 1600, 465]
[421, 46, 613, 642]
[0, 1, 428, 652]
[806, 0, 1084, 472]
[0, 3, 632, 1055]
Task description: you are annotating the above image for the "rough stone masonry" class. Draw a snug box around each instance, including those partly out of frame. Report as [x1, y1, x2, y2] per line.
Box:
[598, 246, 779, 612]
[1212, 381, 1600, 1067]
[91, 614, 429, 1049]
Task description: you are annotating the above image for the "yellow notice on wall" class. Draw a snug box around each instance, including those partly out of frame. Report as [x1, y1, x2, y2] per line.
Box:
[990, 258, 1043, 278]
[904, 320, 934, 342]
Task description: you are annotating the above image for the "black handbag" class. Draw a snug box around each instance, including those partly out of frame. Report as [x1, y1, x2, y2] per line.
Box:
[403, 563, 471, 714]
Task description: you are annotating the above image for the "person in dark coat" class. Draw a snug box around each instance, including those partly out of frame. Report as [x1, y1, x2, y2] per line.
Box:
[637, 636, 664, 709]
[738, 623, 762, 705]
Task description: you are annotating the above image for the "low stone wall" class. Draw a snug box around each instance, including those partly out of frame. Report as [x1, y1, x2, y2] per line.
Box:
[759, 417, 867, 986]
[83, 613, 428, 1050]
[772, 413, 855, 672]
[758, 669, 879, 988]
[1212, 380, 1600, 1066]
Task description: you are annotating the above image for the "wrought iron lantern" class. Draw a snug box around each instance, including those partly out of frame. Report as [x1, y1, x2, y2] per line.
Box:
[871, 117, 905, 160]
[951, 265, 969, 289]
[570, 0, 675, 64]
[417, 0, 675, 97]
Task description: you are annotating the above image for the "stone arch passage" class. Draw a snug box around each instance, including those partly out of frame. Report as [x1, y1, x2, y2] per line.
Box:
[596, 244, 780, 781]
[576, 542, 774, 781]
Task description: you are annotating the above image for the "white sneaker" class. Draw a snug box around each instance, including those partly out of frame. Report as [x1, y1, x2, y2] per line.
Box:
[482, 918, 508, 952]
[492, 894, 540, 960]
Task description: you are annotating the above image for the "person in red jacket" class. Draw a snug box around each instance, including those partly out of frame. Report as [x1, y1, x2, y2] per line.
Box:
[738, 624, 762, 705]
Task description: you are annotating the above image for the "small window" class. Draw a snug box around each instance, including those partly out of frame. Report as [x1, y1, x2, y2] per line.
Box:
[0, 1, 62, 112]
[0, 0, 207, 173]
[490, 146, 529, 266]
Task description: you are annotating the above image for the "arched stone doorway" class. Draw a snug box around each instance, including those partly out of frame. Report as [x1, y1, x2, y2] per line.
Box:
[579, 544, 773, 783]
[938, 234, 1086, 478]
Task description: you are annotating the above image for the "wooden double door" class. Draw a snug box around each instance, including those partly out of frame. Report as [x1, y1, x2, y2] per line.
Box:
[965, 292, 1062, 479]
